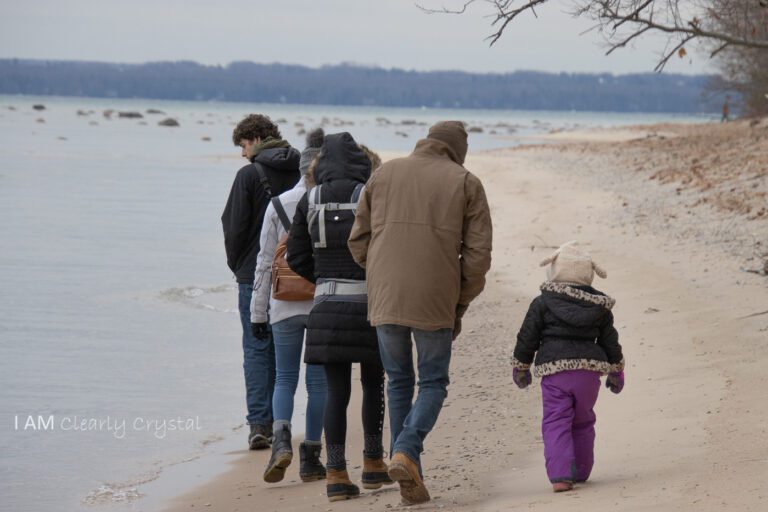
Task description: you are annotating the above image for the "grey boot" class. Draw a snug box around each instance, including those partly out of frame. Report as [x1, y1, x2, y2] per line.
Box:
[248, 423, 271, 450]
[299, 442, 326, 482]
[263, 423, 292, 483]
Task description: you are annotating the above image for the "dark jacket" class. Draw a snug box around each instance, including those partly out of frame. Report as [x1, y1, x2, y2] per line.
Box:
[286, 132, 378, 364]
[221, 147, 300, 283]
[512, 281, 625, 377]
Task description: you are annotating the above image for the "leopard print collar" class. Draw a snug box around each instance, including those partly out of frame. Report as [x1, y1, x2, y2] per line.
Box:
[540, 281, 616, 310]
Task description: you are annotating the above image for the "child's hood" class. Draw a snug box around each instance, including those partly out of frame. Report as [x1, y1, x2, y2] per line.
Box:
[540, 281, 616, 327]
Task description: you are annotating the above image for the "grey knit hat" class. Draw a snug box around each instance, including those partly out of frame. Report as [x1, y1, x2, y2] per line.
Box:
[299, 128, 324, 176]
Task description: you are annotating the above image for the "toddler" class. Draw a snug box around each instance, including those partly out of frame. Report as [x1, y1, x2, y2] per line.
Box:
[512, 241, 625, 492]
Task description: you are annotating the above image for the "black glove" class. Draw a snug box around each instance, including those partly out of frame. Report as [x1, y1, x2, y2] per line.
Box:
[251, 322, 270, 340]
[453, 304, 469, 340]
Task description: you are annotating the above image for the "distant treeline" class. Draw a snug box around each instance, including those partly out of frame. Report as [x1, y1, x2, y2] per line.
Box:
[0, 59, 721, 113]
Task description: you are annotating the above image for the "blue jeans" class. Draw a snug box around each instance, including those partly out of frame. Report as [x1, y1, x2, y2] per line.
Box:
[238, 283, 275, 426]
[376, 324, 453, 465]
[271, 315, 327, 442]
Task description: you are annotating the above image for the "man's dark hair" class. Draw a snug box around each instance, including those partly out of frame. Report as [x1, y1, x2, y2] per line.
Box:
[232, 114, 281, 146]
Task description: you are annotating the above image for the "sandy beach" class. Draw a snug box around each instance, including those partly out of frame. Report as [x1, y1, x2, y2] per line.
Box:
[164, 119, 768, 512]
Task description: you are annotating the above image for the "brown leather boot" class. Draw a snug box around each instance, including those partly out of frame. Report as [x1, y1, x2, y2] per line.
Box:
[326, 469, 360, 502]
[361, 457, 394, 489]
[387, 452, 430, 505]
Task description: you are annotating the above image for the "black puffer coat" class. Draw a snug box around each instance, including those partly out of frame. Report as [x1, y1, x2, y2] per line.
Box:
[221, 147, 301, 283]
[286, 132, 379, 364]
[512, 281, 625, 377]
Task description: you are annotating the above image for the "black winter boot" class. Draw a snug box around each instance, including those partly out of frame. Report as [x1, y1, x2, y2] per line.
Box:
[299, 442, 326, 482]
[263, 423, 292, 483]
[248, 423, 271, 450]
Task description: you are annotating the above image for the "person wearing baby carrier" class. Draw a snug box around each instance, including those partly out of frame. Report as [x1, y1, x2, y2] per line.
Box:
[286, 132, 392, 502]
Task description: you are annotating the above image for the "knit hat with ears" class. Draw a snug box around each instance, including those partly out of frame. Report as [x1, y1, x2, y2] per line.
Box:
[540, 241, 607, 286]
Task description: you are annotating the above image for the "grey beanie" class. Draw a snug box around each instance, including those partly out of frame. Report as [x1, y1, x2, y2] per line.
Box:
[299, 128, 324, 176]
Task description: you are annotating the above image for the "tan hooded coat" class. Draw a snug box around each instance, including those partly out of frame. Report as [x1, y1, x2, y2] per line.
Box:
[348, 121, 492, 330]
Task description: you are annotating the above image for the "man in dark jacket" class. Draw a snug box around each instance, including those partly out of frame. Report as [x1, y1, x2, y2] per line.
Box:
[222, 114, 300, 449]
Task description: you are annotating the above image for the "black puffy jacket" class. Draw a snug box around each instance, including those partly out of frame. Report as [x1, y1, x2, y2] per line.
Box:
[221, 147, 300, 283]
[286, 132, 379, 364]
[512, 281, 625, 377]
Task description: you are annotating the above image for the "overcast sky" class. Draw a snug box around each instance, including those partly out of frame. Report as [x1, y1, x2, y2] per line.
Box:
[0, 0, 713, 75]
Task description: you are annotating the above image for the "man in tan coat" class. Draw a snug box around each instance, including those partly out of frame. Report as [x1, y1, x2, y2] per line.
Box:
[349, 121, 492, 504]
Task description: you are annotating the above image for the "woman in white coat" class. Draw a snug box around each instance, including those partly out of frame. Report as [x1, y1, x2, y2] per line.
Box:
[251, 129, 326, 484]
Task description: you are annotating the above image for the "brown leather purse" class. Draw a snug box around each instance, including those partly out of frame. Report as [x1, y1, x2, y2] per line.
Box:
[270, 198, 315, 301]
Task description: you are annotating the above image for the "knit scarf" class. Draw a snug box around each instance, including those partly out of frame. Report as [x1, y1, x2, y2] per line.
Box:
[247, 137, 290, 161]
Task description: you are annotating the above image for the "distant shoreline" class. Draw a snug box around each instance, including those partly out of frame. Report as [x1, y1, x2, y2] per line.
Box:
[0, 58, 723, 114]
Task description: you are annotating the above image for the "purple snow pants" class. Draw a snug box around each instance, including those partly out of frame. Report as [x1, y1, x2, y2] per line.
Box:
[540, 369, 601, 483]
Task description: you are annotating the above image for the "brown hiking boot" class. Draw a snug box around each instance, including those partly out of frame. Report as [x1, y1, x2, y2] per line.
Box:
[387, 452, 430, 505]
[552, 481, 574, 492]
[361, 457, 394, 489]
[326, 469, 360, 502]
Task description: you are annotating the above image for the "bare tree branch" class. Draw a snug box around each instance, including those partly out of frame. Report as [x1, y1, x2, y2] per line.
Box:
[653, 34, 695, 71]
[485, 0, 550, 45]
[417, 0, 768, 72]
[710, 42, 730, 57]
[612, 0, 657, 30]
[416, 0, 477, 14]
[605, 25, 653, 54]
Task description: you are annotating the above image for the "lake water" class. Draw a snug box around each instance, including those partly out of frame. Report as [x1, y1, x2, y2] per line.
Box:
[0, 95, 711, 510]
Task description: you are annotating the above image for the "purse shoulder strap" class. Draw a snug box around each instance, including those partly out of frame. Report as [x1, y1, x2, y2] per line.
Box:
[271, 197, 292, 233]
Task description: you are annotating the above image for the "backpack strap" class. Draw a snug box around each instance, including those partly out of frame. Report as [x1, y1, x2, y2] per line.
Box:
[271, 197, 292, 233]
[252, 162, 273, 198]
[351, 183, 364, 202]
[350, 183, 365, 212]
[306, 185, 322, 242]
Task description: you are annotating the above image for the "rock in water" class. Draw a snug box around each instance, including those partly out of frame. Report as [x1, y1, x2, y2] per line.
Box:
[118, 111, 143, 119]
[158, 118, 180, 127]
[146, 108, 165, 115]
[33, 104, 46, 111]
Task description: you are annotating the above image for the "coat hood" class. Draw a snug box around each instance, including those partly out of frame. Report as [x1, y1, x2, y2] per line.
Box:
[252, 146, 301, 172]
[313, 132, 371, 184]
[540, 281, 615, 328]
[412, 121, 468, 165]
